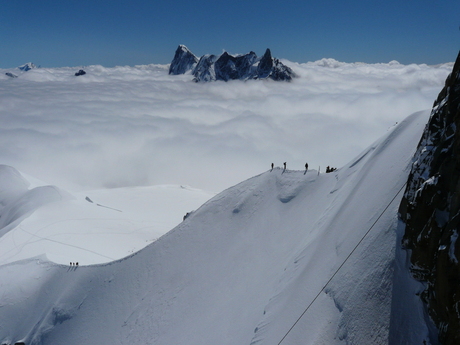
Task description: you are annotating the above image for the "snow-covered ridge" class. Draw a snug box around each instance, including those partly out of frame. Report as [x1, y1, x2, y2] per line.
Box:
[0, 109, 430, 344]
[0, 165, 214, 266]
[0, 165, 72, 236]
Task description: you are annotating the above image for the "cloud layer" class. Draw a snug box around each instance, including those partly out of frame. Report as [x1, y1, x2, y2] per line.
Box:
[0, 60, 453, 193]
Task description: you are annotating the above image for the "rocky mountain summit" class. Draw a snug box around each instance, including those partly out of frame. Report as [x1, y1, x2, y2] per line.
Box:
[18, 62, 37, 71]
[399, 51, 460, 344]
[168, 45, 296, 82]
[168, 45, 199, 75]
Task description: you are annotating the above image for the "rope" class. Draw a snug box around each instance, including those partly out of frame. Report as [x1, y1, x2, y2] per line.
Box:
[276, 182, 407, 345]
[17, 226, 116, 261]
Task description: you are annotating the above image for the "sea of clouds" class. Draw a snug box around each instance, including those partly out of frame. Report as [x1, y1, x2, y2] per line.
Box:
[0, 59, 453, 193]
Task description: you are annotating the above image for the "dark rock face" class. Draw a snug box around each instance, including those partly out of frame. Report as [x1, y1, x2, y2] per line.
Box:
[214, 51, 257, 81]
[169, 45, 199, 75]
[75, 69, 86, 76]
[192, 54, 218, 82]
[169, 45, 295, 82]
[255, 49, 295, 81]
[234, 51, 258, 79]
[256, 48, 274, 79]
[399, 51, 460, 344]
[214, 52, 238, 81]
[271, 58, 296, 81]
[5, 72, 18, 78]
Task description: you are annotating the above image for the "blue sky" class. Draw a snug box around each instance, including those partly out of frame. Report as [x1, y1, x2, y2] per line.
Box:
[1, 0, 459, 68]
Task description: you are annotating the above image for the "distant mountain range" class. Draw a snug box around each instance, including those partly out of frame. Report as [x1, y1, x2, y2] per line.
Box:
[169, 45, 296, 82]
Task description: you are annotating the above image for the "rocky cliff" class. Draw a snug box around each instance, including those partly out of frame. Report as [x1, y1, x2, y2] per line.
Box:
[399, 51, 460, 344]
[168, 45, 296, 82]
[192, 54, 218, 82]
[168, 45, 199, 75]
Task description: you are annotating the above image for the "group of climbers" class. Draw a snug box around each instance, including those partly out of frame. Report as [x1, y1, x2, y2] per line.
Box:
[270, 162, 337, 174]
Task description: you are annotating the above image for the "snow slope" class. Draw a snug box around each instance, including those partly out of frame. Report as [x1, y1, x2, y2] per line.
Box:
[0, 109, 429, 345]
[0, 167, 213, 265]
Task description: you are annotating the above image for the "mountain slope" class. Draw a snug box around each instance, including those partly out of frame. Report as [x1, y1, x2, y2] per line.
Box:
[168, 45, 198, 75]
[0, 177, 213, 266]
[0, 110, 430, 345]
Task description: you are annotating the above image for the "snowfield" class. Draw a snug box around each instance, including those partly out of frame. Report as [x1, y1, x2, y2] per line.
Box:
[0, 171, 213, 265]
[0, 108, 433, 344]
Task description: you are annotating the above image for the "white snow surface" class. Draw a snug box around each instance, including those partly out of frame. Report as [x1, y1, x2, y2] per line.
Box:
[0, 109, 433, 344]
[0, 169, 213, 265]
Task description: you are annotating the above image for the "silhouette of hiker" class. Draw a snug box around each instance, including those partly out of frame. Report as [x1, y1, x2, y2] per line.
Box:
[283, 162, 286, 173]
[305, 163, 308, 171]
[271, 163, 274, 171]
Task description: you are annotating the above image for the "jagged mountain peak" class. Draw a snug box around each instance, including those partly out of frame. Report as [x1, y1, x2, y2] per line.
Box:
[214, 50, 258, 81]
[18, 62, 37, 71]
[168, 45, 199, 75]
[257, 48, 274, 79]
[169, 45, 296, 82]
[192, 54, 218, 82]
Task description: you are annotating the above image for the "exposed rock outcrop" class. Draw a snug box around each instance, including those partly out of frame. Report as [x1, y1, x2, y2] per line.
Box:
[214, 51, 257, 81]
[169, 45, 296, 82]
[254, 48, 295, 81]
[18, 62, 36, 71]
[168, 45, 199, 75]
[399, 51, 460, 344]
[192, 54, 218, 82]
[75, 69, 86, 76]
[5, 72, 18, 78]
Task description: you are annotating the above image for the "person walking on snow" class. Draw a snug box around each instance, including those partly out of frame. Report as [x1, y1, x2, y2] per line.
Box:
[283, 162, 286, 170]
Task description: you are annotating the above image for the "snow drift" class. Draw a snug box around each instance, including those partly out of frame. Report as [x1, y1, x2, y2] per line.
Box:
[0, 109, 431, 344]
[0, 165, 71, 237]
